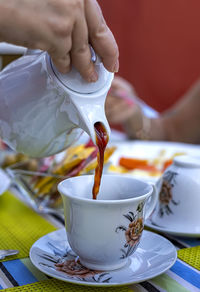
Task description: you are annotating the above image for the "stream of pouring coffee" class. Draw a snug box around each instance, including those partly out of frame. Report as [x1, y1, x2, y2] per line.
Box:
[92, 122, 109, 199]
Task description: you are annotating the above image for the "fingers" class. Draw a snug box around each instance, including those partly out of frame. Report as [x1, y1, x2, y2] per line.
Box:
[111, 76, 135, 95]
[106, 96, 135, 124]
[71, 12, 98, 82]
[48, 39, 72, 74]
[107, 102, 135, 124]
[85, 0, 119, 73]
[109, 79, 121, 92]
[51, 54, 71, 74]
[5, 0, 119, 80]
[20, 10, 73, 74]
[46, 18, 73, 73]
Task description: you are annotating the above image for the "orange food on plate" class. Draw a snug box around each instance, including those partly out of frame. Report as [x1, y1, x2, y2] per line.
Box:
[119, 157, 149, 170]
[162, 159, 173, 172]
[135, 165, 159, 172]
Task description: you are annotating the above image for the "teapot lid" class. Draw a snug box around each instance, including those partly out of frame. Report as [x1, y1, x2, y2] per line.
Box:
[50, 49, 111, 94]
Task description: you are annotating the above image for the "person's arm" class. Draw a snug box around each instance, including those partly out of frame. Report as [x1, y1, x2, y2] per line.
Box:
[148, 79, 200, 143]
[106, 76, 200, 144]
[0, 0, 119, 81]
[105, 76, 158, 138]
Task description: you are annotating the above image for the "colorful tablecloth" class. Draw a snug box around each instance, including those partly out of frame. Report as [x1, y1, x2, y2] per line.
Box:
[0, 191, 200, 292]
[0, 192, 56, 261]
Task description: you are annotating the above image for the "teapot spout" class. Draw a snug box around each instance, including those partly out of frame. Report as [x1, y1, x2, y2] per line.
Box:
[70, 93, 111, 145]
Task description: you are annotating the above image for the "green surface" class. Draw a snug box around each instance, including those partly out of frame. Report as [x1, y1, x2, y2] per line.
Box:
[0, 191, 56, 261]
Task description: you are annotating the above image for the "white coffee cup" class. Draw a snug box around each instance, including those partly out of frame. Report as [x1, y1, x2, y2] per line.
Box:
[151, 155, 200, 231]
[58, 174, 158, 271]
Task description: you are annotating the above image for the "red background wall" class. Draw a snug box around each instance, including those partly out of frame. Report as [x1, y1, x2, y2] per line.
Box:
[99, 0, 200, 112]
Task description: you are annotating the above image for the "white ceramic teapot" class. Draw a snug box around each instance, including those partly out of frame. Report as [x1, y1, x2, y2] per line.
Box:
[0, 49, 113, 157]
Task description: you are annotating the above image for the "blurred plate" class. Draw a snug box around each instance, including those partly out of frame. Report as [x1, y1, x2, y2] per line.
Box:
[108, 140, 200, 181]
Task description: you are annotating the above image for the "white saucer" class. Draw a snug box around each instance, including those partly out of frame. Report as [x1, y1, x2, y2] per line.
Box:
[145, 218, 200, 238]
[30, 228, 177, 287]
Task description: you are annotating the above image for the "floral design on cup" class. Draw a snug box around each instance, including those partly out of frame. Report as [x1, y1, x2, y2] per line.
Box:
[115, 202, 144, 259]
[159, 170, 179, 217]
[125, 218, 143, 246]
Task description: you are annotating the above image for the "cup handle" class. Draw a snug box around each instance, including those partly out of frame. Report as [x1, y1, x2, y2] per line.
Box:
[144, 183, 158, 220]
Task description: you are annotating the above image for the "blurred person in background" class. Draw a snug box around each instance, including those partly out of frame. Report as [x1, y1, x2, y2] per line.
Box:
[100, 0, 200, 143]
[0, 0, 119, 81]
[106, 76, 200, 144]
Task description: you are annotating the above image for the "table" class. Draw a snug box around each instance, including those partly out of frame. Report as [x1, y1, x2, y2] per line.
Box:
[0, 190, 200, 292]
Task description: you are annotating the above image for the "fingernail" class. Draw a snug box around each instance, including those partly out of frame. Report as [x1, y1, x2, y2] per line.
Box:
[87, 71, 98, 82]
[113, 60, 119, 73]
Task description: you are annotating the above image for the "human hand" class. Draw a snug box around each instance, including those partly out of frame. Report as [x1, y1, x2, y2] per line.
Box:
[0, 0, 119, 81]
[105, 76, 143, 129]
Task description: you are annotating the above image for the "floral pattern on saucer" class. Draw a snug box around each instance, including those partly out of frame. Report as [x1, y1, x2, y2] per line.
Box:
[36, 243, 112, 283]
[115, 202, 144, 259]
[55, 259, 100, 277]
[55, 259, 112, 283]
[158, 171, 179, 217]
